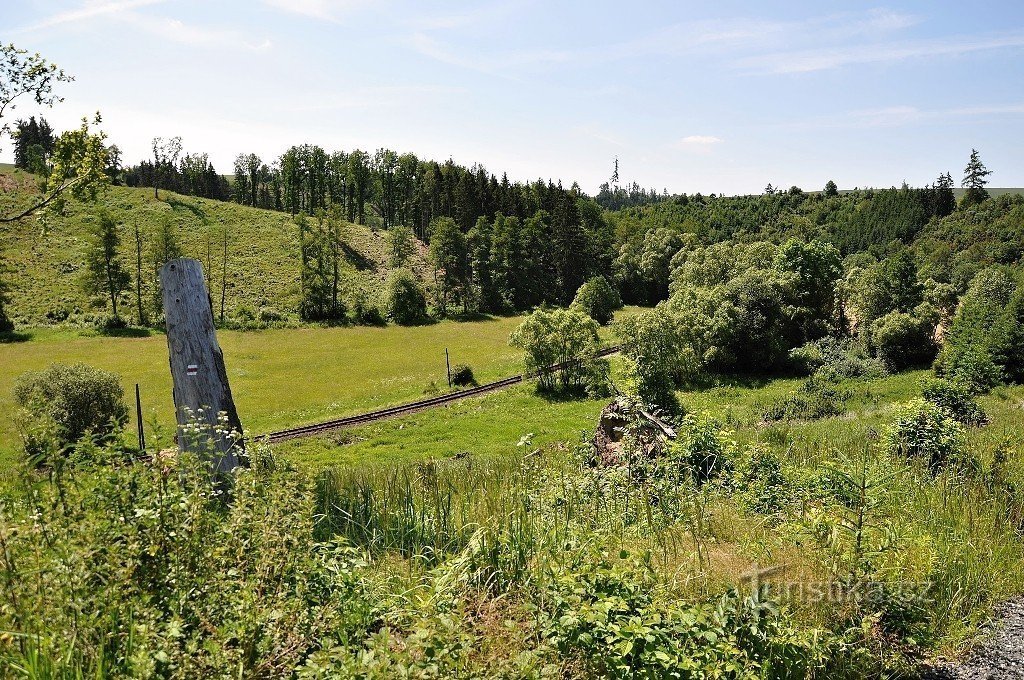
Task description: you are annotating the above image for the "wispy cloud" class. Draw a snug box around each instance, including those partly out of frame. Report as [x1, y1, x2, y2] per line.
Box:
[279, 84, 465, 113]
[673, 135, 723, 151]
[745, 31, 1024, 74]
[261, 0, 366, 23]
[12, 0, 167, 34]
[845, 103, 1024, 127]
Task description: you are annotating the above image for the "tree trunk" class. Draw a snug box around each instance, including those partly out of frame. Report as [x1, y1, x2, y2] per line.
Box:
[160, 258, 244, 475]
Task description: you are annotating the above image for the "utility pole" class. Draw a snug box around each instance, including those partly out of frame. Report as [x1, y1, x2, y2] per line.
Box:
[160, 258, 244, 475]
[445, 348, 452, 389]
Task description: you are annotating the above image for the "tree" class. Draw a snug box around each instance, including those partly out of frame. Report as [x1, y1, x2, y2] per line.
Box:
[428, 217, 468, 317]
[934, 172, 956, 216]
[387, 225, 415, 267]
[0, 43, 72, 139]
[133, 220, 146, 326]
[823, 180, 839, 197]
[616, 306, 686, 409]
[509, 307, 605, 394]
[12, 116, 54, 171]
[151, 136, 182, 199]
[383, 269, 428, 325]
[149, 214, 183, 316]
[83, 210, 130, 324]
[571, 276, 622, 325]
[961, 148, 992, 207]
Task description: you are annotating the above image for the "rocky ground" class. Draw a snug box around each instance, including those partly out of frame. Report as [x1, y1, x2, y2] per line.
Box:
[920, 597, 1024, 679]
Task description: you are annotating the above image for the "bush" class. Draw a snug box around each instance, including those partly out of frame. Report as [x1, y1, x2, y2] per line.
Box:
[509, 307, 606, 395]
[383, 268, 428, 325]
[0, 442, 375, 677]
[258, 306, 285, 323]
[450, 364, 476, 387]
[570, 275, 622, 325]
[14, 363, 128, 456]
[615, 306, 688, 409]
[789, 337, 886, 381]
[762, 378, 848, 422]
[883, 399, 968, 473]
[921, 377, 987, 426]
[663, 412, 736, 484]
[869, 310, 936, 371]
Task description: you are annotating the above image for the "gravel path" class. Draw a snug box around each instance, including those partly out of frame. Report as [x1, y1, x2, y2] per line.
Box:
[920, 597, 1024, 679]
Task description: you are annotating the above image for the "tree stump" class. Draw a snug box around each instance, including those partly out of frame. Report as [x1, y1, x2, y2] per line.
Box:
[160, 258, 244, 474]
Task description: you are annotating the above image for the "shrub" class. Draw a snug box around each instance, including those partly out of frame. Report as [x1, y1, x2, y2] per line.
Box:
[615, 306, 688, 409]
[936, 267, 1018, 388]
[14, 363, 128, 456]
[869, 310, 936, 371]
[789, 337, 886, 381]
[882, 399, 968, 472]
[664, 412, 736, 484]
[450, 364, 476, 387]
[570, 275, 622, 325]
[509, 307, 606, 395]
[383, 268, 428, 325]
[258, 306, 285, 323]
[762, 378, 848, 422]
[920, 377, 987, 426]
[737, 446, 793, 515]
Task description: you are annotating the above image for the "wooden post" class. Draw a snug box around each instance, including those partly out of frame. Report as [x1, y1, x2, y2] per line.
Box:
[135, 383, 146, 451]
[160, 258, 244, 473]
[445, 348, 452, 389]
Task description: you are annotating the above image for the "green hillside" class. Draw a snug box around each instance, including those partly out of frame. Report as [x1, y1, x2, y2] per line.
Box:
[0, 167, 431, 327]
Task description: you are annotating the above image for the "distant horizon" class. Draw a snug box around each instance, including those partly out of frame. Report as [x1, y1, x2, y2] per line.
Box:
[3, 0, 1023, 195]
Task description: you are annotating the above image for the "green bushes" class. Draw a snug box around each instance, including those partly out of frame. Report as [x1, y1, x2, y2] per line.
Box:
[869, 309, 937, 371]
[450, 363, 476, 387]
[936, 268, 1022, 389]
[509, 307, 608, 395]
[921, 377, 987, 426]
[0, 442, 376, 678]
[13, 363, 127, 456]
[762, 378, 848, 422]
[570, 275, 622, 325]
[883, 399, 968, 472]
[383, 268, 428, 325]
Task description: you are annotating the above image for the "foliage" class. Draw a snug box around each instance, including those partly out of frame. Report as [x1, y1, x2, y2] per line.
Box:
[382, 267, 428, 325]
[298, 209, 346, 322]
[920, 377, 987, 426]
[450, 363, 476, 387]
[961, 148, 992, 207]
[82, 209, 130, 322]
[789, 337, 887, 381]
[13, 362, 127, 456]
[428, 217, 469, 317]
[663, 412, 737, 484]
[869, 308, 937, 371]
[0, 440, 375, 677]
[936, 268, 1018, 389]
[570, 275, 622, 325]
[615, 306, 688, 408]
[385, 224, 415, 267]
[882, 399, 968, 473]
[762, 378, 848, 422]
[509, 307, 606, 394]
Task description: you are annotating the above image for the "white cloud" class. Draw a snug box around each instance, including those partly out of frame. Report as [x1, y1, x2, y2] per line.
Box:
[745, 32, 1024, 74]
[674, 135, 723, 149]
[12, 0, 167, 34]
[122, 14, 273, 50]
[261, 0, 365, 22]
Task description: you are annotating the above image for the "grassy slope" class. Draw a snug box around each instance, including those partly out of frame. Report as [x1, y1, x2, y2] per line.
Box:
[0, 166, 430, 327]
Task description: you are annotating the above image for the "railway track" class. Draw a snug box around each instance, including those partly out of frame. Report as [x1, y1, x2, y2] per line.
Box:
[261, 345, 621, 443]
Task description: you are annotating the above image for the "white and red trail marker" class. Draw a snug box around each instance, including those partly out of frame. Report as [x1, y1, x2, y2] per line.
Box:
[186, 364, 199, 376]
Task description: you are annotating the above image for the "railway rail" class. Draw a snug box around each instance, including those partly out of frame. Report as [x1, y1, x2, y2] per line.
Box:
[261, 345, 621, 443]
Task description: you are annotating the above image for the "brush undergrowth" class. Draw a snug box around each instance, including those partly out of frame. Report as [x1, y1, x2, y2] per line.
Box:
[2, 384, 1024, 677]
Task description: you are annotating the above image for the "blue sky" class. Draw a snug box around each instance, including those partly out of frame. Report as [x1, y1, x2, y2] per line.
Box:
[4, 0, 1023, 195]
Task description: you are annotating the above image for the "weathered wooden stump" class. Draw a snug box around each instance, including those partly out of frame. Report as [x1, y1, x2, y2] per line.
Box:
[160, 258, 244, 474]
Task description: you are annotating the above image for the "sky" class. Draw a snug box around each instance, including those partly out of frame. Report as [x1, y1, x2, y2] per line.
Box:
[3, 0, 1024, 195]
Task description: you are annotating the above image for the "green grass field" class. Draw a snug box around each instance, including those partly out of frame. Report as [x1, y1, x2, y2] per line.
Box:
[0, 310, 638, 468]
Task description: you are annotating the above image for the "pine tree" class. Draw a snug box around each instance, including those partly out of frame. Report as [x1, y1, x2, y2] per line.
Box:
[83, 211, 130, 323]
[961, 149, 992, 206]
[934, 172, 956, 216]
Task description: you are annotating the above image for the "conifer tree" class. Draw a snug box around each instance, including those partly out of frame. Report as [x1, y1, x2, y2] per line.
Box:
[83, 210, 130, 323]
[961, 149, 992, 206]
